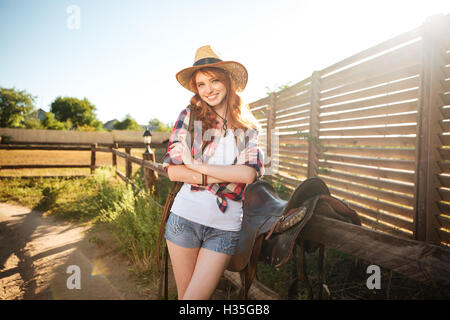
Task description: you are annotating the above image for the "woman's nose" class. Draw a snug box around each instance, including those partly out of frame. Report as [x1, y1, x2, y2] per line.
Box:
[205, 83, 213, 93]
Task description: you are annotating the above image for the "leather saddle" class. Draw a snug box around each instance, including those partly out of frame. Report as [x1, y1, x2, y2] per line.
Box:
[227, 177, 361, 298]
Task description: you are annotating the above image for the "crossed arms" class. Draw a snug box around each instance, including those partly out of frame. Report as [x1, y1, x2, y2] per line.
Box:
[167, 163, 257, 186]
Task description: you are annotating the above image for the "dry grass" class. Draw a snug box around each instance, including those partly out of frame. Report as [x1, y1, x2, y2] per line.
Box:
[0, 148, 164, 177]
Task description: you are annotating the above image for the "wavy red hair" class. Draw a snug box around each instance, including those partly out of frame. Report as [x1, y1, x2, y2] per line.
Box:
[188, 67, 260, 134]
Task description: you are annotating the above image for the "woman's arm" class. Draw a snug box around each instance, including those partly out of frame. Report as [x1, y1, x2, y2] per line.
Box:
[186, 163, 257, 185]
[167, 165, 226, 185]
[178, 137, 257, 185]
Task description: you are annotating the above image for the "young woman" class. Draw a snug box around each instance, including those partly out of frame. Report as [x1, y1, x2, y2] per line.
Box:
[162, 45, 264, 300]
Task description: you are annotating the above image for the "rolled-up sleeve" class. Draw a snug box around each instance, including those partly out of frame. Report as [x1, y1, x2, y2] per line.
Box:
[235, 128, 265, 178]
[162, 108, 190, 173]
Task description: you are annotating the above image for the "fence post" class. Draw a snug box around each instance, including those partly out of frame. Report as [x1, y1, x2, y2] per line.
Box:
[143, 148, 158, 196]
[112, 143, 118, 167]
[266, 92, 276, 173]
[90, 143, 97, 174]
[307, 71, 321, 178]
[125, 146, 132, 179]
[414, 15, 448, 244]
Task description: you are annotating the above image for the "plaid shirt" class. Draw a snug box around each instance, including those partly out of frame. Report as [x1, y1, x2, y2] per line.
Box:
[162, 107, 264, 213]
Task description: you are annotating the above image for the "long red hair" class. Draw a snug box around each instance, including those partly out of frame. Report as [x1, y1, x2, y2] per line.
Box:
[188, 67, 260, 134]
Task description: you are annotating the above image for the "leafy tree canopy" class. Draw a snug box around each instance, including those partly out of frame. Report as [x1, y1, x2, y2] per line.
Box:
[50, 96, 102, 130]
[42, 112, 72, 130]
[148, 118, 172, 132]
[0, 87, 36, 127]
[113, 114, 142, 131]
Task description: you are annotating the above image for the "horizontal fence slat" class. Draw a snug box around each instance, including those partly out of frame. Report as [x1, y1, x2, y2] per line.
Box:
[439, 148, 450, 160]
[249, 96, 270, 109]
[278, 136, 309, 146]
[320, 101, 418, 122]
[319, 160, 415, 183]
[321, 41, 421, 90]
[358, 214, 414, 239]
[275, 109, 310, 123]
[278, 145, 309, 153]
[322, 154, 415, 171]
[276, 77, 311, 101]
[320, 64, 420, 100]
[439, 134, 450, 146]
[438, 201, 450, 215]
[438, 229, 450, 246]
[320, 124, 417, 137]
[438, 214, 450, 230]
[320, 174, 415, 207]
[442, 93, 450, 105]
[442, 79, 450, 92]
[320, 112, 417, 130]
[276, 92, 311, 111]
[320, 169, 414, 195]
[320, 136, 417, 147]
[275, 117, 310, 128]
[440, 121, 450, 132]
[320, 88, 419, 115]
[438, 174, 450, 188]
[324, 146, 415, 160]
[440, 106, 450, 119]
[341, 200, 414, 231]
[275, 104, 310, 118]
[328, 185, 414, 220]
[438, 187, 450, 202]
[278, 152, 308, 162]
[320, 76, 420, 107]
[278, 162, 308, 174]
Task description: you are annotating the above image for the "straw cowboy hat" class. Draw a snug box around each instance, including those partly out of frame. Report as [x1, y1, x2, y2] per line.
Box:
[176, 45, 248, 93]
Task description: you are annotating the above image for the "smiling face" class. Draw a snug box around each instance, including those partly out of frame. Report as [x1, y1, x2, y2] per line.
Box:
[195, 71, 228, 109]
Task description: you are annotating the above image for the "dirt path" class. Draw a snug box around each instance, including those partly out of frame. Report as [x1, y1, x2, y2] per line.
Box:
[0, 203, 151, 300]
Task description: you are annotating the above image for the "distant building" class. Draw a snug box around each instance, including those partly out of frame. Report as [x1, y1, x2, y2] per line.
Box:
[37, 108, 47, 120]
[103, 119, 118, 130]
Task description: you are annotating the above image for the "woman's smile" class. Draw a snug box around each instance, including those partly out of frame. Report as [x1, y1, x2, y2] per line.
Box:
[196, 72, 227, 108]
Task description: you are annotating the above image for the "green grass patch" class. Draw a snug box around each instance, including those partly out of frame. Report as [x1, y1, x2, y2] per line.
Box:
[0, 167, 166, 283]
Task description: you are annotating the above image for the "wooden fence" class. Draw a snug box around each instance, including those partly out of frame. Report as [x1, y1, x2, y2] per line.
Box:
[252, 14, 450, 248]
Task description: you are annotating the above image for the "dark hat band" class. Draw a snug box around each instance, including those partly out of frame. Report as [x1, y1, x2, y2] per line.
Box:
[193, 57, 222, 67]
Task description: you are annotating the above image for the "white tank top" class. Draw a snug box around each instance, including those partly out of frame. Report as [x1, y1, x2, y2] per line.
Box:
[170, 130, 243, 231]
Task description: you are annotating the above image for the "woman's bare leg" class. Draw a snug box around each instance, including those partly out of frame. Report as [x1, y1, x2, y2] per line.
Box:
[166, 239, 200, 300]
[182, 248, 231, 300]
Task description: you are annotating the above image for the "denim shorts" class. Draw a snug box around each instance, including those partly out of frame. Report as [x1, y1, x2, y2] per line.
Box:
[164, 213, 240, 255]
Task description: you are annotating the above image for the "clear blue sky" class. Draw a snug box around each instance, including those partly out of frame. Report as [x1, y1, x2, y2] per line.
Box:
[1, 0, 449, 125]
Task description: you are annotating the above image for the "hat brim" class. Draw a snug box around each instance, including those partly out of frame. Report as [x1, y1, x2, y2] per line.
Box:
[176, 60, 248, 93]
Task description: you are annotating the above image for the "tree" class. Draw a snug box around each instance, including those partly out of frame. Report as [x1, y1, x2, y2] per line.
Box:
[50, 96, 102, 130]
[148, 118, 172, 132]
[42, 112, 72, 130]
[0, 87, 36, 127]
[113, 114, 142, 131]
